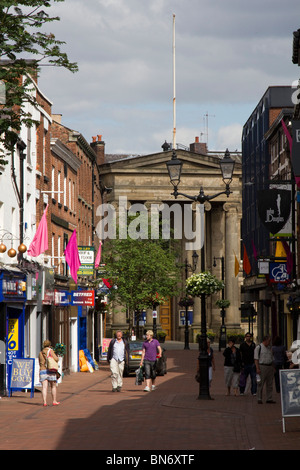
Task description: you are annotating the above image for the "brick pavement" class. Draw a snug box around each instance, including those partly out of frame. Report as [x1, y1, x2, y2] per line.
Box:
[0, 342, 300, 451]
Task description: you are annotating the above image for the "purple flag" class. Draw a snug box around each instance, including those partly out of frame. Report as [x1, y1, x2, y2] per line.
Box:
[27, 205, 48, 257]
[64, 230, 81, 283]
[282, 240, 293, 275]
[251, 239, 258, 260]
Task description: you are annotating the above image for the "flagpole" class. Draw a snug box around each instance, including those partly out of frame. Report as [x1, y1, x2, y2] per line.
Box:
[173, 14, 176, 150]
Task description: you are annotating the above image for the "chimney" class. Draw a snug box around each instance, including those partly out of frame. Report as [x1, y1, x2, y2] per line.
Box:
[52, 114, 62, 124]
[190, 137, 207, 155]
[91, 134, 105, 165]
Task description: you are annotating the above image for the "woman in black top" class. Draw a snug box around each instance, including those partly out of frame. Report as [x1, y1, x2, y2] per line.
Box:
[223, 337, 242, 396]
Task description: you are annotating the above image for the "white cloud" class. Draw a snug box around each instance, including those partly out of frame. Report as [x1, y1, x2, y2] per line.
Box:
[215, 124, 243, 152]
[37, 0, 300, 154]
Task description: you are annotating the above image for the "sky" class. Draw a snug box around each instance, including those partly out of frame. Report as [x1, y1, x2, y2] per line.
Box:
[37, 0, 300, 156]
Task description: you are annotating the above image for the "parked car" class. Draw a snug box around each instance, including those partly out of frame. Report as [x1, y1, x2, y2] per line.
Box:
[124, 340, 167, 376]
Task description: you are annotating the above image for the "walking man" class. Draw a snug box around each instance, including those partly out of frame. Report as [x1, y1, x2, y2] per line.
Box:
[140, 330, 162, 392]
[107, 330, 129, 392]
[254, 335, 275, 404]
[239, 332, 257, 396]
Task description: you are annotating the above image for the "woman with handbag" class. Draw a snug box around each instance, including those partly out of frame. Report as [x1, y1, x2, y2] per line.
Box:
[38, 340, 60, 407]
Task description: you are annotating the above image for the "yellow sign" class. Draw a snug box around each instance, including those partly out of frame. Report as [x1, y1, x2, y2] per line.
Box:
[8, 318, 18, 351]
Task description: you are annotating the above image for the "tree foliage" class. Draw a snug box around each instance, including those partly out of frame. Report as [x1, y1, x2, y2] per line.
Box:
[102, 231, 181, 331]
[0, 1, 78, 166]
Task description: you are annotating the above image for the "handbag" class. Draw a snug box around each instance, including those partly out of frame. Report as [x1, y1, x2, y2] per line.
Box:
[46, 348, 58, 372]
[135, 366, 144, 385]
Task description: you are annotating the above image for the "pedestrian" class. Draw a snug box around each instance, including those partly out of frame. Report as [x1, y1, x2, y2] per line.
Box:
[107, 330, 129, 392]
[239, 332, 257, 396]
[272, 336, 287, 393]
[223, 337, 242, 396]
[254, 335, 276, 404]
[38, 340, 60, 407]
[140, 330, 162, 392]
[207, 339, 215, 386]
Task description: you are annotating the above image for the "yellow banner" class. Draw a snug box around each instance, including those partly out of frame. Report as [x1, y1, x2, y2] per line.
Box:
[8, 318, 18, 351]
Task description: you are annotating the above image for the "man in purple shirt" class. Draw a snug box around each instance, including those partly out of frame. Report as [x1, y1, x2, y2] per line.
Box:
[140, 330, 162, 392]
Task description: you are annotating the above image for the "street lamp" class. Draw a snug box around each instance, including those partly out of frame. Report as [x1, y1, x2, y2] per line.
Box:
[166, 149, 235, 400]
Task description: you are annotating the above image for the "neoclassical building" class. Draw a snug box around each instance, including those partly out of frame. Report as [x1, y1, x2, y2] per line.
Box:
[94, 138, 242, 341]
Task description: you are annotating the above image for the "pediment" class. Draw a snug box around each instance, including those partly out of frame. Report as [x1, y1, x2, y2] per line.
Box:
[101, 149, 235, 174]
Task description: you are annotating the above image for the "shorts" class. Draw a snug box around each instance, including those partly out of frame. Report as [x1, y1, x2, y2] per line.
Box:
[144, 360, 157, 380]
[39, 370, 57, 383]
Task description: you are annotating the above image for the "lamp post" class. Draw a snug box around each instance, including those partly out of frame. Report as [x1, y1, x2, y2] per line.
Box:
[166, 149, 235, 399]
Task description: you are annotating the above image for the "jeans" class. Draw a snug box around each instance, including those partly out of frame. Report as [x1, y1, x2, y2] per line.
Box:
[239, 363, 257, 395]
[144, 360, 157, 380]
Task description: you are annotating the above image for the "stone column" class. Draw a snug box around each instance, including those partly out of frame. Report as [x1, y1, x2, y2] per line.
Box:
[223, 202, 242, 329]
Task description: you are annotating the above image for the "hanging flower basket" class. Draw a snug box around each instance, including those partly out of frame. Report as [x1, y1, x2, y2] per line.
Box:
[147, 292, 166, 308]
[186, 271, 224, 297]
[178, 296, 194, 307]
[215, 299, 230, 309]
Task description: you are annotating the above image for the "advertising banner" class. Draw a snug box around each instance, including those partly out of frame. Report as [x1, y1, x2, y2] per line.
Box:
[78, 246, 95, 276]
[280, 369, 300, 432]
[9, 358, 35, 398]
[257, 189, 291, 235]
[71, 290, 95, 306]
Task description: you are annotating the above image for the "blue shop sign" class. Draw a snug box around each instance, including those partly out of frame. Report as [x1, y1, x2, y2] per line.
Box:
[0, 271, 26, 302]
[269, 262, 290, 283]
[179, 310, 193, 326]
[54, 290, 69, 306]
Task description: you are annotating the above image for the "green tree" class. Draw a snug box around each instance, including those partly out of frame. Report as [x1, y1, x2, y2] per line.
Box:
[0, 0, 78, 167]
[103, 231, 180, 333]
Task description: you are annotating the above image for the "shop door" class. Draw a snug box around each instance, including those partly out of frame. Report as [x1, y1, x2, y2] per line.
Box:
[160, 298, 171, 340]
[6, 305, 25, 388]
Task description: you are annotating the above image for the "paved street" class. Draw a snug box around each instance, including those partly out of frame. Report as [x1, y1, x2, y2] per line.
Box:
[1, 341, 300, 452]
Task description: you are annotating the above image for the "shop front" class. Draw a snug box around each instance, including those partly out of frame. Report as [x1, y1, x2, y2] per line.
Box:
[0, 268, 27, 396]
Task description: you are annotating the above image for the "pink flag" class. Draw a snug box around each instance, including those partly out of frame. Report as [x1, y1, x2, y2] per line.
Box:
[27, 205, 48, 257]
[95, 241, 102, 269]
[64, 230, 81, 284]
[281, 119, 292, 151]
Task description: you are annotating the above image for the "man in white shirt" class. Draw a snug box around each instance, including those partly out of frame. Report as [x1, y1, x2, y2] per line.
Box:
[254, 335, 275, 404]
[107, 330, 129, 392]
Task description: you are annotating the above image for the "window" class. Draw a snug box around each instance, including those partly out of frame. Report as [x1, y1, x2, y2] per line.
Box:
[58, 171, 61, 204]
[69, 179, 72, 210]
[27, 125, 31, 165]
[51, 166, 55, 199]
[57, 235, 61, 274]
[52, 233, 55, 267]
[64, 175, 67, 206]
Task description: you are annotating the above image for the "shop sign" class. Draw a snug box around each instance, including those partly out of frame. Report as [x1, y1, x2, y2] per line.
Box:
[71, 290, 95, 306]
[54, 290, 69, 306]
[269, 261, 290, 283]
[257, 189, 291, 235]
[78, 246, 95, 276]
[2, 279, 26, 298]
[179, 310, 193, 326]
[8, 358, 35, 398]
